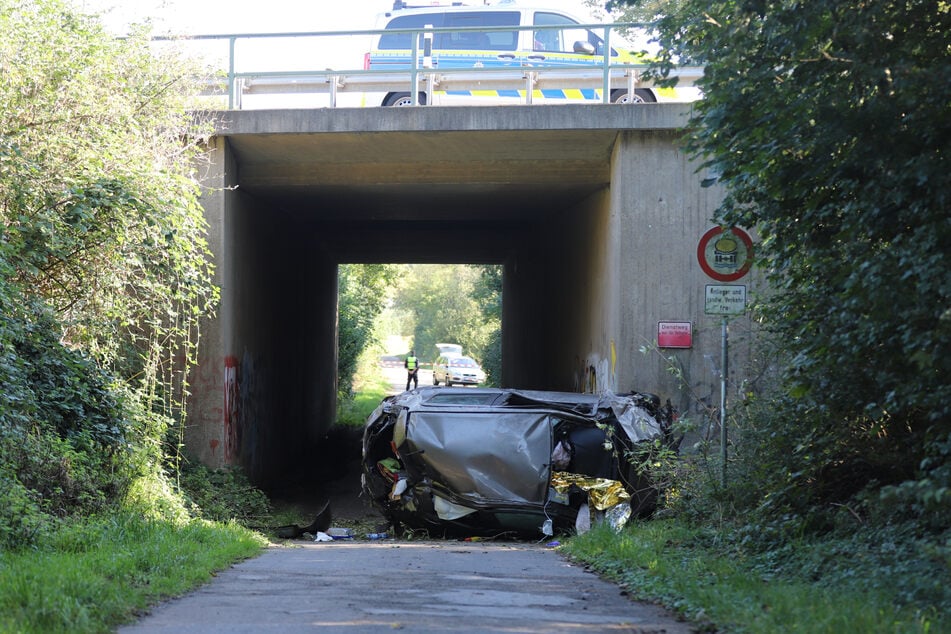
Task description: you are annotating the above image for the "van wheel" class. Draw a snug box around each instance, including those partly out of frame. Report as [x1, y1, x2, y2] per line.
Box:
[610, 88, 656, 104]
[383, 92, 427, 107]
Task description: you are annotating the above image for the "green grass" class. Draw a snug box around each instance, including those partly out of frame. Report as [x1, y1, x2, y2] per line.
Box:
[0, 512, 266, 633]
[337, 372, 391, 427]
[562, 520, 947, 634]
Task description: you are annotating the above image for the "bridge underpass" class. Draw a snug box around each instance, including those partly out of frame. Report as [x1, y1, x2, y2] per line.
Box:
[190, 104, 739, 488]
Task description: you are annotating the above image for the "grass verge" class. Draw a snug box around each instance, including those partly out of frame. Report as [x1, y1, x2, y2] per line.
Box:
[337, 372, 391, 427]
[0, 512, 266, 633]
[562, 520, 946, 634]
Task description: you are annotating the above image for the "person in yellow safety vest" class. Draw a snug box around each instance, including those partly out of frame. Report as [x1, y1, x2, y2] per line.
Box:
[405, 350, 419, 391]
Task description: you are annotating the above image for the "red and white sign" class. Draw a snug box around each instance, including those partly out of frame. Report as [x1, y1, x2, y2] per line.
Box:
[697, 226, 754, 282]
[658, 321, 693, 348]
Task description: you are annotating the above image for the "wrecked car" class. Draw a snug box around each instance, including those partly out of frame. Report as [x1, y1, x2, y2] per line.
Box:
[361, 386, 677, 538]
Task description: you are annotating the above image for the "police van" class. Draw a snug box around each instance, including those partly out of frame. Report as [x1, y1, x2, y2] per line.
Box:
[357, 1, 696, 107]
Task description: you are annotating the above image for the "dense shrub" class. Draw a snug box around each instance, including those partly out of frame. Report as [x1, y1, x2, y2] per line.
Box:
[0, 0, 218, 548]
[176, 461, 272, 526]
[0, 286, 135, 549]
[612, 0, 951, 531]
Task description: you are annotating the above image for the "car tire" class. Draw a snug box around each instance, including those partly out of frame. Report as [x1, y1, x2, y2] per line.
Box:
[610, 88, 657, 104]
[383, 92, 427, 107]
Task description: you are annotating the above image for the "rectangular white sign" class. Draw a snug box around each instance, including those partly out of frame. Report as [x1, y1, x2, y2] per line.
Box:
[705, 285, 747, 315]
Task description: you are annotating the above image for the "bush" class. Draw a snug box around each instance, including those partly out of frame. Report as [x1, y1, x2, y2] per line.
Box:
[0, 287, 137, 550]
[176, 461, 271, 526]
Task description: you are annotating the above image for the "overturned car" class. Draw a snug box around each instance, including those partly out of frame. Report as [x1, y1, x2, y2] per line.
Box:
[361, 387, 677, 538]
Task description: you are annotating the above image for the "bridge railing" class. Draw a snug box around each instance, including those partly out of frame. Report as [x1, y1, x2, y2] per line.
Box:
[155, 23, 702, 109]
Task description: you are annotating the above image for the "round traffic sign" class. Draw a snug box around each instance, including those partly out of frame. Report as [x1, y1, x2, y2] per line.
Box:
[697, 226, 754, 281]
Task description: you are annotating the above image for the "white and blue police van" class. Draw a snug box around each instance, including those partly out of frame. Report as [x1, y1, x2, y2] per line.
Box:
[352, 1, 699, 106]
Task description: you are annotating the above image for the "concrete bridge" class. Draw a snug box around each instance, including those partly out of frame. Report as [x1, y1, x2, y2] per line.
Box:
[189, 103, 750, 487]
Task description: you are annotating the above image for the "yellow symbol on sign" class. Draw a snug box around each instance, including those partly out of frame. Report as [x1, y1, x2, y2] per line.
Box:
[713, 235, 738, 269]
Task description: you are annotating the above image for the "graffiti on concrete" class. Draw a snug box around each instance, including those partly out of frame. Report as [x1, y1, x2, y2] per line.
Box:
[193, 354, 225, 466]
[224, 355, 240, 462]
[573, 340, 618, 394]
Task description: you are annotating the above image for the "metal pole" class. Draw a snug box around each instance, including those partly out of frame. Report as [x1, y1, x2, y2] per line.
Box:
[602, 26, 611, 103]
[228, 37, 237, 109]
[720, 316, 728, 486]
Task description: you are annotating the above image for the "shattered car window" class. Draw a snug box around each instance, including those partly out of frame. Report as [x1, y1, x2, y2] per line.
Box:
[361, 387, 678, 539]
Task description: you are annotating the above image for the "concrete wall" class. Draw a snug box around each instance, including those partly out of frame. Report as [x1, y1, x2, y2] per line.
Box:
[500, 187, 615, 392]
[189, 137, 339, 486]
[501, 125, 755, 421]
[613, 129, 753, 421]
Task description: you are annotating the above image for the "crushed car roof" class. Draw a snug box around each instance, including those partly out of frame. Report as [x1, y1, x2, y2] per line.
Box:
[362, 387, 676, 538]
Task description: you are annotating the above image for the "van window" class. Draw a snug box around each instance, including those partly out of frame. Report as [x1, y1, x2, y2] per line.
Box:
[443, 12, 519, 51]
[533, 11, 615, 56]
[379, 11, 520, 51]
[378, 14, 442, 50]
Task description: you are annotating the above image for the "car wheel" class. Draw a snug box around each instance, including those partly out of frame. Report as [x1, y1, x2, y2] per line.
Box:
[610, 88, 657, 104]
[383, 92, 427, 107]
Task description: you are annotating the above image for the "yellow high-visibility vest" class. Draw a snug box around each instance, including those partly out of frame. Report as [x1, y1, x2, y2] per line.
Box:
[406, 356, 418, 370]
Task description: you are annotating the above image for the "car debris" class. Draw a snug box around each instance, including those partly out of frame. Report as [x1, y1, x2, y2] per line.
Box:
[361, 387, 678, 538]
[274, 499, 331, 539]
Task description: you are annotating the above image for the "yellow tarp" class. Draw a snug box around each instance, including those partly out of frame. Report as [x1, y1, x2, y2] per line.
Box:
[551, 472, 630, 511]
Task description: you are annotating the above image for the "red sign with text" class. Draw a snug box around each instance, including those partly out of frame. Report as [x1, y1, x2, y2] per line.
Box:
[658, 321, 693, 348]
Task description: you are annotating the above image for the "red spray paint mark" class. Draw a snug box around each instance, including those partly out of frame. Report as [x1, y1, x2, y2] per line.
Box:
[209, 438, 219, 456]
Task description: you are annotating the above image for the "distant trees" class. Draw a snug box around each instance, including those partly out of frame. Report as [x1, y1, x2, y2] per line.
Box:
[472, 265, 502, 386]
[391, 264, 500, 368]
[613, 0, 950, 525]
[337, 264, 401, 397]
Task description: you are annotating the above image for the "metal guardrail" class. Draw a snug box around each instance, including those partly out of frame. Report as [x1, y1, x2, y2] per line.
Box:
[157, 22, 702, 109]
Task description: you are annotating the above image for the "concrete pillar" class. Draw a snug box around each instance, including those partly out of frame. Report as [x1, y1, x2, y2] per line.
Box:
[187, 136, 234, 469]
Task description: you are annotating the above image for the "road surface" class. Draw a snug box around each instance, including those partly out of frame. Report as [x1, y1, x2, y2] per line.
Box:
[118, 363, 695, 633]
[383, 364, 433, 394]
[119, 539, 694, 633]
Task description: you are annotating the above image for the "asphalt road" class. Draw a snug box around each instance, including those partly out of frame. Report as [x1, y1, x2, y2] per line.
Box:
[384, 364, 433, 394]
[118, 539, 694, 634]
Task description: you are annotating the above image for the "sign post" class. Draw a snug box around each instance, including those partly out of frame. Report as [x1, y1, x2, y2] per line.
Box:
[697, 227, 753, 485]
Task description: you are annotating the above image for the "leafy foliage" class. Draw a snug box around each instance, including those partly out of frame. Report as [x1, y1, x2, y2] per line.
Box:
[0, 0, 220, 548]
[176, 461, 272, 526]
[393, 264, 499, 365]
[337, 264, 401, 399]
[616, 0, 951, 523]
[472, 265, 502, 385]
[0, 274, 135, 548]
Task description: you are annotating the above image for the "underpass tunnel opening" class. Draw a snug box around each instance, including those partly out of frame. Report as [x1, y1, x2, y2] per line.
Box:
[219, 182, 617, 489]
[189, 115, 733, 493]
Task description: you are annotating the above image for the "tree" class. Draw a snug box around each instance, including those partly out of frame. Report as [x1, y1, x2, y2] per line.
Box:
[472, 264, 502, 386]
[0, 0, 216, 378]
[616, 0, 951, 520]
[0, 0, 219, 541]
[599, 0, 686, 24]
[337, 264, 401, 397]
[392, 264, 497, 364]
